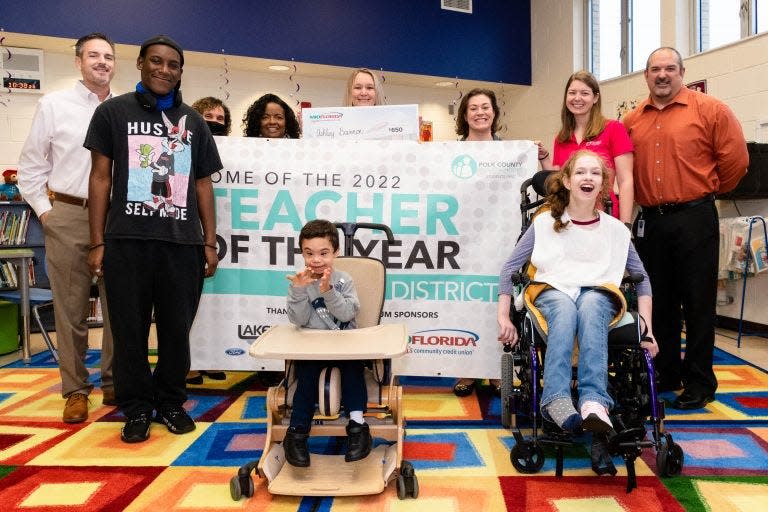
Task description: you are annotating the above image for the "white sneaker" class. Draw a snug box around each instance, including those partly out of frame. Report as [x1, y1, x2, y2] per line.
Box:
[581, 401, 613, 433]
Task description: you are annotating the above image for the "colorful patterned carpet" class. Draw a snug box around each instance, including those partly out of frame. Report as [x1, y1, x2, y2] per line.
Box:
[1, 347, 768, 511]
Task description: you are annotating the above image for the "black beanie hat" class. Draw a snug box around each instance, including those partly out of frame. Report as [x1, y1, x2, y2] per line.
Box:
[139, 35, 184, 66]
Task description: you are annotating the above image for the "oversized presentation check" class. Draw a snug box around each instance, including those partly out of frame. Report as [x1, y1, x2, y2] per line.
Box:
[301, 105, 419, 141]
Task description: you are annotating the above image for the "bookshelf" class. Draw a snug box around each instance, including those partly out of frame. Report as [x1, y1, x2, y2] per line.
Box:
[0, 200, 47, 362]
[1, 200, 104, 330]
[0, 200, 48, 290]
[0, 248, 34, 362]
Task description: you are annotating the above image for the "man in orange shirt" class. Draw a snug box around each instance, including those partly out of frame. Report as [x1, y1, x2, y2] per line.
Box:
[623, 47, 748, 409]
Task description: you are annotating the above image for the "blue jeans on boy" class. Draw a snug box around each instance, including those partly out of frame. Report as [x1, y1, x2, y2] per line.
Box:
[535, 287, 617, 412]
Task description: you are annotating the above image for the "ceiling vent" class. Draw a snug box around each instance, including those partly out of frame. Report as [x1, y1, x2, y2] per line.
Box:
[441, 0, 472, 14]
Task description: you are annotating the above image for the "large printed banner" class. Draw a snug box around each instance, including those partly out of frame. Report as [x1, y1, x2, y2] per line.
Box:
[190, 138, 537, 378]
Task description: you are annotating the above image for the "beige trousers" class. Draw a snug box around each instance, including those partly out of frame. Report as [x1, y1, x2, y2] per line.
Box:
[43, 201, 113, 397]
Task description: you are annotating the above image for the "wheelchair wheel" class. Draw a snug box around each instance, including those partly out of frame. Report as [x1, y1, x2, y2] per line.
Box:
[657, 433, 685, 477]
[510, 441, 545, 473]
[667, 442, 684, 476]
[500, 351, 515, 428]
[410, 473, 419, 498]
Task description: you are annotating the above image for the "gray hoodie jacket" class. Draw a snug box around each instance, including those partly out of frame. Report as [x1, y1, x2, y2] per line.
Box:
[286, 269, 359, 329]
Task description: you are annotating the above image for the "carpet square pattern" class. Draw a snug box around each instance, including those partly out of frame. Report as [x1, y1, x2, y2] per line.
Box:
[1, 349, 768, 510]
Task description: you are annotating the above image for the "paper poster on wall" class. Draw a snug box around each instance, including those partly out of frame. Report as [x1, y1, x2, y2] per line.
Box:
[189, 137, 537, 378]
[687, 79, 707, 94]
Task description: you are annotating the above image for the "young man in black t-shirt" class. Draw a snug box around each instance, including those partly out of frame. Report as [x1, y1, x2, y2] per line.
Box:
[85, 35, 222, 443]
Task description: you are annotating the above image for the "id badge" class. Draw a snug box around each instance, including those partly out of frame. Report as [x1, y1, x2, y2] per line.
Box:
[637, 219, 645, 238]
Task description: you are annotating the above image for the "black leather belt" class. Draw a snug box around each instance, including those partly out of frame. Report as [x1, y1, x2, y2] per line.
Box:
[53, 192, 88, 208]
[642, 193, 715, 216]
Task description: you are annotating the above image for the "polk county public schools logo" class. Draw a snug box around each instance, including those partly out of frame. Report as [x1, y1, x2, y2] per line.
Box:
[451, 154, 477, 179]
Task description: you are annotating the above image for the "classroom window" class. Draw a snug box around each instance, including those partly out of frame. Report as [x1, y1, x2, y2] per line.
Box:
[696, 0, 768, 52]
[754, 0, 767, 33]
[588, 0, 660, 80]
[630, 1, 661, 72]
[696, 0, 742, 51]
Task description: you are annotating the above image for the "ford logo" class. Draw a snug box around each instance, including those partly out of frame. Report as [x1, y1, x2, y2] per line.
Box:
[225, 348, 246, 356]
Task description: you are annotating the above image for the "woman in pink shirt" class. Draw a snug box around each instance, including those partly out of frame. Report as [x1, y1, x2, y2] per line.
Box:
[539, 71, 634, 224]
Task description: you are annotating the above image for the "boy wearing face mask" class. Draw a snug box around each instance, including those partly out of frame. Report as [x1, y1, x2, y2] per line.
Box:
[192, 96, 231, 136]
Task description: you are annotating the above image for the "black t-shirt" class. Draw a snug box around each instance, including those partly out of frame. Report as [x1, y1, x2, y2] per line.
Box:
[84, 92, 222, 245]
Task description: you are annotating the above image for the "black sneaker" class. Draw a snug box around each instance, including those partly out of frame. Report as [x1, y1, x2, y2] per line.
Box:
[283, 427, 310, 467]
[156, 405, 196, 434]
[121, 412, 151, 443]
[345, 420, 372, 462]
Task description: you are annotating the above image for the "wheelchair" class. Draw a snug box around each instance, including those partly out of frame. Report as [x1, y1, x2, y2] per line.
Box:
[499, 172, 685, 493]
[230, 222, 418, 501]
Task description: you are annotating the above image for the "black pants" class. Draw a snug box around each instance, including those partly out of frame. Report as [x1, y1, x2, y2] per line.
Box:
[634, 201, 719, 395]
[103, 239, 205, 417]
[290, 359, 367, 431]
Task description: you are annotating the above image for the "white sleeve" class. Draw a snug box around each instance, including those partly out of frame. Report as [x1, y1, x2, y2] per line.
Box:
[18, 99, 54, 217]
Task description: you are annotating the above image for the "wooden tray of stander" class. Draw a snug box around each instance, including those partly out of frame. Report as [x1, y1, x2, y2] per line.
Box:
[249, 323, 408, 360]
[251, 323, 408, 496]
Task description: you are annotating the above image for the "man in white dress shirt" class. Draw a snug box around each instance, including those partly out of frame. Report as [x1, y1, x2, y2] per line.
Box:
[18, 33, 117, 423]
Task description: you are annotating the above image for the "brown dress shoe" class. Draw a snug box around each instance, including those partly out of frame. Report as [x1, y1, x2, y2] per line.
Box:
[63, 393, 89, 423]
[102, 388, 117, 406]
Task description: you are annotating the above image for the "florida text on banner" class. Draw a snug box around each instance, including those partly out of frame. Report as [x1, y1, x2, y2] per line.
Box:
[190, 138, 537, 378]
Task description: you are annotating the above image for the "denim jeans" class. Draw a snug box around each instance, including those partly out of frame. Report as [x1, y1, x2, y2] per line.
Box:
[535, 287, 617, 411]
[290, 360, 367, 431]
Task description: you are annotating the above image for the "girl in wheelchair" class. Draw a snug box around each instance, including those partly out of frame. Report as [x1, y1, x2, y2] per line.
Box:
[497, 150, 658, 435]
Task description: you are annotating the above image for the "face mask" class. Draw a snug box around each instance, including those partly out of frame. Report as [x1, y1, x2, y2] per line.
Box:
[206, 120, 228, 136]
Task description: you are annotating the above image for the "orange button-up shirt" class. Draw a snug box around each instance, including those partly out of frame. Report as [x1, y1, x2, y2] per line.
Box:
[622, 86, 748, 207]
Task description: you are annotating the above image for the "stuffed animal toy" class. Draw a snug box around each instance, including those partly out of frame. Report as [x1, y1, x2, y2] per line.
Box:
[0, 169, 21, 201]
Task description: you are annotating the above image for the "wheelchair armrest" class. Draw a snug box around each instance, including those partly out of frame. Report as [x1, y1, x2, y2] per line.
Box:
[621, 272, 644, 285]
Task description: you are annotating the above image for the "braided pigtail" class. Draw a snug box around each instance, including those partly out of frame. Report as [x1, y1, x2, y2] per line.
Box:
[546, 170, 571, 232]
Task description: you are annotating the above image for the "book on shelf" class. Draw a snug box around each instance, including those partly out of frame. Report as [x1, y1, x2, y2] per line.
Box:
[0, 260, 36, 289]
[1, 261, 17, 288]
[16, 209, 28, 245]
[0, 208, 30, 246]
[0, 212, 9, 244]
